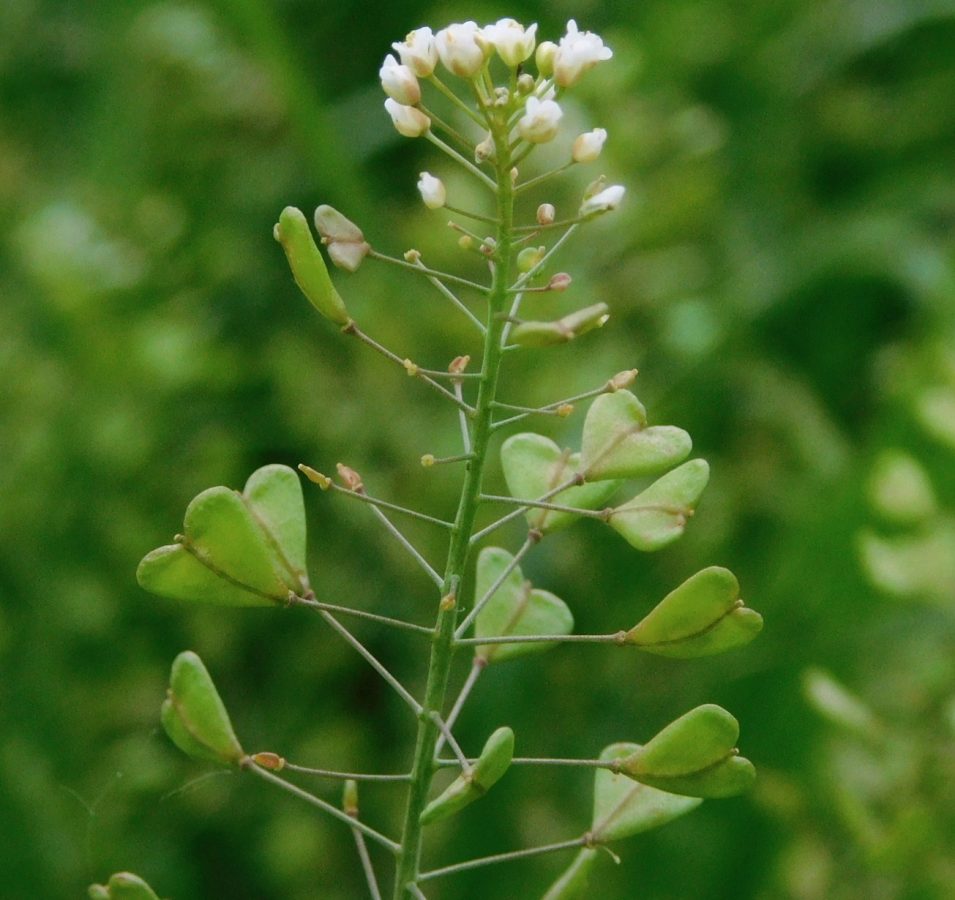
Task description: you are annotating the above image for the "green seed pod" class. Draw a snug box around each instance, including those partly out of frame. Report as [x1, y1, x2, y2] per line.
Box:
[161, 651, 244, 767]
[420, 726, 514, 825]
[541, 848, 599, 900]
[510, 303, 610, 348]
[273, 206, 350, 325]
[516, 245, 545, 273]
[88, 873, 161, 900]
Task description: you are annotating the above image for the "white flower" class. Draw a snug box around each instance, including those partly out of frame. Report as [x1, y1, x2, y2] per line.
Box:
[553, 20, 613, 87]
[518, 96, 563, 144]
[314, 205, 371, 272]
[379, 54, 421, 105]
[536, 41, 557, 76]
[483, 18, 537, 67]
[572, 128, 608, 163]
[417, 172, 446, 209]
[392, 27, 438, 77]
[579, 184, 626, 217]
[384, 98, 430, 138]
[435, 21, 488, 78]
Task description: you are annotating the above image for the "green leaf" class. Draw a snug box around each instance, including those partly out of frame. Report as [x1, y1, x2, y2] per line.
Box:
[608, 459, 709, 551]
[273, 206, 350, 324]
[420, 727, 514, 825]
[474, 547, 574, 663]
[137, 465, 307, 606]
[88, 873, 161, 900]
[591, 742, 701, 842]
[161, 650, 244, 767]
[540, 848, 599, 900]
[626, 567, 762, 658]
[500, 433, 620, 533]
[580, 390, 692, 481]
[619, 705, 756, 798]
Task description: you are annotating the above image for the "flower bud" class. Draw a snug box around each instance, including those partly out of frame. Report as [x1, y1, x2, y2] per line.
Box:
[579, 184, 626, 217]
[554, 20, 613, 88]
[475, 132, 496, 163]
[273, 207, 350, 324]
[517, 73, 535, 94]
[536, 41, 557, 76]
[610, 369, 639, 390]
[483, 18, 537, 68]
[379, 54, 421, 105]
[314, 205, 371, 272]
[517, 246, 545, 272]
[88, 873, 161, 900]
[518, 96, 563, 144]
[548, 272, 572, 291]
[449, 354, 471, 374]
[435, 21, 488, 78]
[384, 97, 430, 138]
[572, 128, 608, 163]
[537, 203, 556, 225]
[336, 463, 364, 492]
[251, 751, 286, 771]
[392, 27, 438, 77]
[416, 172, 446, 209]
[510, 302, 610, 348]
[298, 464, 332, 490]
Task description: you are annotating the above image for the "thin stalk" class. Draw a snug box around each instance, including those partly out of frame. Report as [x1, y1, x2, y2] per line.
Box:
[295, 597, 434, 636]
[285, 763, 412, 782]
[352, 826, 384, 900]
[418, 103, 474, 152]
[317, 609, 423, 714]
[417, 836, 588, 882]
[346, 325, 474, 413]
[326, 483, 454, 529]
[468, 474, 580, 545]
[435, 757, 614, 770]
[428, 73, 488, 128]
[433, 657, 485, 757]
[430, 712, 471, 773]
[422, 453, 475, 467]
[366, 505, 444, 588]
[513, 216, 585, 233]
[479, 494, 609, 520]
[513, 162, 575, 195]
[454, 383, 472, 454]
[369, 250, 490, 294]
[424, 132, 497, 191]
[415, 262, 487, 333]
[391, 122, 517, 900]
[454, 535, 536, 638]
[246, 764, 400, 854]
[455, 632, 625, 647]
[408, 886, 428, 900]
[445, 204, 498, 226]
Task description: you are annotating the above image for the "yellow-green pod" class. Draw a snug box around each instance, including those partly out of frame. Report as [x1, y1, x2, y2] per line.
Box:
[420, 726, 514, 825]
[88, 873, 161, 900]
[273, 206, 350, 325]
[510, 303, 609, 348]
[161, 651, 245, 767]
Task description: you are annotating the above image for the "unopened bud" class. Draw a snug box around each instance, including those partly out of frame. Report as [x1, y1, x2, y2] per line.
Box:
[402, 358, 419, 376]
[458, 235, 475, 251]
[379, 54, 421, 106]
[336, 463, 364, 492]
[537, 203, 556, 225]
[517, 73, 535, 93]
[475, 133, 495, 163]
[547, 272, 572, 292]
[610, 369, 638, 390]
[480, 237, 497, 255]
[421, 454, 435, 468]
[536, 40, 557, 76]
[417, 172, 446, 209]
[517, 246, 545, 273]
[572, 128, 608, 163]
[384, 97, 431, 138]
[297, 464, 332, 490]
[449, 355, 471, 374]
[509, 302, 611, 348]
[557, 403, 574, 417]
[251, 751, 286, 771]
[403, 248, 422, 263]
[343, 780, 359, 816]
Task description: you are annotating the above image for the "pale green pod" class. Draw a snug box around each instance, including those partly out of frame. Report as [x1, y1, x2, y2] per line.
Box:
[540, 848, 599, 900]
[88, 872, 162, 900]
[420, 727, 514, 825]
[619, 705, 756, 798]
[580, 389, 692, 481]
[500, 433, 620, 534]
[137, 464, 307, 607]
[510, 303, 609, 348]
[161, 651, 244, 767]
[274, 206, 350, 324]
[626, 567, 763, 658]
[608, 459, 710, 551]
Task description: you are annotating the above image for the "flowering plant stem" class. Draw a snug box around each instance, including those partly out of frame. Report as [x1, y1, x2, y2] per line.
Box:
[391, 120, 516, 900]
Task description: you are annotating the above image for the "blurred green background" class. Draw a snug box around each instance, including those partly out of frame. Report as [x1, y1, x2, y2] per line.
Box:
[2, 0, 954, 897]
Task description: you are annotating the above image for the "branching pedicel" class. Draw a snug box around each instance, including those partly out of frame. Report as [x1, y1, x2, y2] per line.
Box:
[106, 17, 764, 900]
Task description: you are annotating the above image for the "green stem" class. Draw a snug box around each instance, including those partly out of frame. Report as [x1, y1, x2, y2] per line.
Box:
[391, 126, 516, 900]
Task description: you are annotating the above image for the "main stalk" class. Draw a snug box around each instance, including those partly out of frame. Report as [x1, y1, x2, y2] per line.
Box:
[391, 132, 515, 898]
